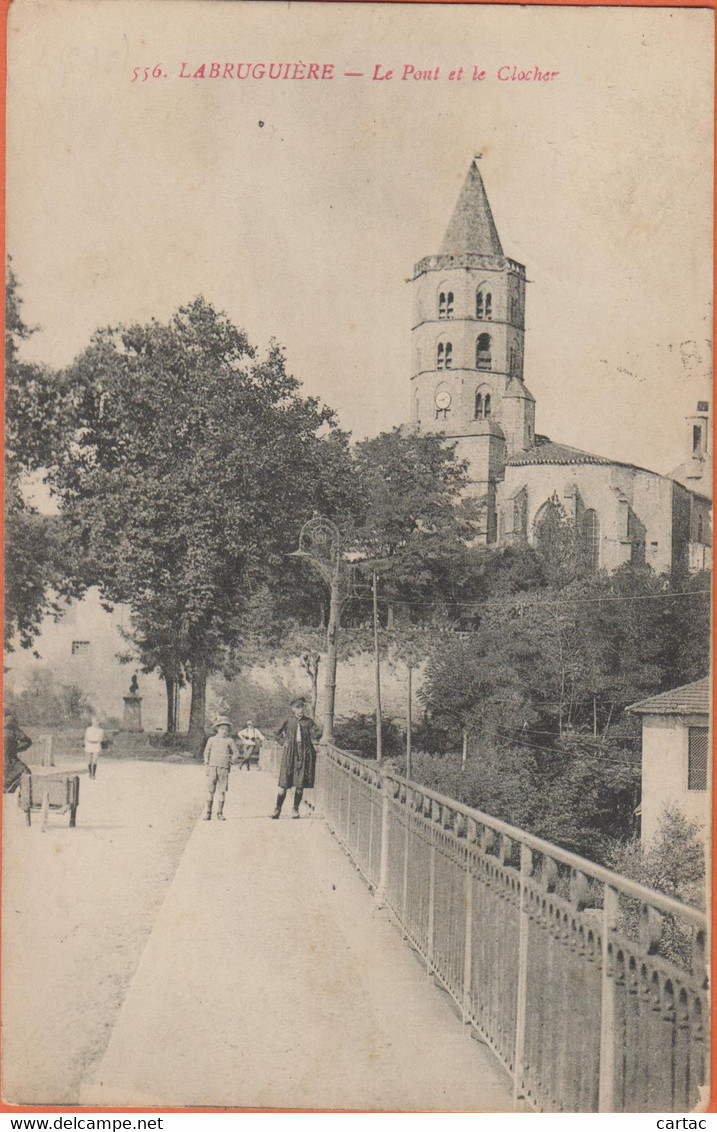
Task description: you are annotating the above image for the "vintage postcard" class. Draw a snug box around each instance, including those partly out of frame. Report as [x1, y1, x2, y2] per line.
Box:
[3, 0, 713, 1115]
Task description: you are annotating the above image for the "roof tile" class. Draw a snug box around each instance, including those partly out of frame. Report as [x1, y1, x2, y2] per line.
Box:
[628, 677, 711, 715]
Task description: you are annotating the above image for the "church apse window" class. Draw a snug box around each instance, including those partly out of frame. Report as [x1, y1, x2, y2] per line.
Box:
[509, 347, 517, 374]
[438, 291, 454, 319]
[513, 489, 528, 540]
[476, 334, 492, 371]
[581, 510, 600, 573]
[476, 290, 492, 320]
[693, 424, 703, 456]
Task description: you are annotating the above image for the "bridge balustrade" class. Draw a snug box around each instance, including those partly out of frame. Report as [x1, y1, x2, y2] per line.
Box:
[319, 744, 709, 1113]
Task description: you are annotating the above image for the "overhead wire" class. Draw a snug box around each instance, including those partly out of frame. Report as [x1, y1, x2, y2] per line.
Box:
[345, 587, 710, 611]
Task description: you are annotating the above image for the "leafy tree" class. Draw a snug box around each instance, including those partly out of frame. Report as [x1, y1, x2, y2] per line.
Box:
[607, 807, 706, 965]
[222, 429, 480, 732]
[4, 260, 81, 651]
[5, 668, 94, 726]
[420, 632, 534, 766]
[401, 745, 537, 831]
[528, 731, 641, 860]
[48, 298, 357, 750]
[423, 566, 710, 755]
[348, 429, 479, 605]
[608, 806, 705, 907]
[211, 671, 297, 734]
[413, 563, 708, 860]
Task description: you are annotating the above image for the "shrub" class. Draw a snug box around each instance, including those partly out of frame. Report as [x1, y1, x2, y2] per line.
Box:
[400, 744, 537, 831]
[211, 673, 295, 734]
[607, 807, 706, 969]
[333, 714, 404, 760]
[608, 806, 706, 908]
[5, 669, 94, 727]
[409, 715, 455, 756]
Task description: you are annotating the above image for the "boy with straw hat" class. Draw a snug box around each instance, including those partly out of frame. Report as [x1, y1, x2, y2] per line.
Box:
[202, 716, 240, 821]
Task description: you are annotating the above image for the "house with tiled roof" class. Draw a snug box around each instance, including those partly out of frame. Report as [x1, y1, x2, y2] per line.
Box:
[628, 677, 711, 844]
[408, 159, 712, 574]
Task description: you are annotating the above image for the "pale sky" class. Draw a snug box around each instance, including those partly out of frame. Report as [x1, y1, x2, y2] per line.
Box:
[7, 1, 714, 477]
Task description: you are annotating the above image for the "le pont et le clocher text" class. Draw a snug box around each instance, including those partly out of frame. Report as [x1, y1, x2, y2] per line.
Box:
[133, 61, 560, 83]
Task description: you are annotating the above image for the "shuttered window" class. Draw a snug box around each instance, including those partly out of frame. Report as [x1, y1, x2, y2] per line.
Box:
[688, 727, 708, 791]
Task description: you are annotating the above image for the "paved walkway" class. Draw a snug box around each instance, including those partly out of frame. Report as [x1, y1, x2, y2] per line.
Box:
[81, 770, 515, 1111]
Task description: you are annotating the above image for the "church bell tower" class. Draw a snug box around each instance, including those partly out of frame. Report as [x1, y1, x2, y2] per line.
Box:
[410, 159, 535, 540]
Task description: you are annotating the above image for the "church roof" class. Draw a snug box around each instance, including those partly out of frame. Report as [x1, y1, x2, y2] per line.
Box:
[504, 376, 536, 403]
[507, 437, 651, 472]
[508, 439, 617, 467]
[628, 677, 710, 716]
[440, 160, 504, 258]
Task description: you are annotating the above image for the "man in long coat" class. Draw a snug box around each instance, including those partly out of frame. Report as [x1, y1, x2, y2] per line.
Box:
[3, 710, 32, 793]
[271, 698, 320, 819]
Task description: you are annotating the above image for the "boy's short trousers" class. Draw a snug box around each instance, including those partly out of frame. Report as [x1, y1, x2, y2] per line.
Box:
[206, 765, 230, 796]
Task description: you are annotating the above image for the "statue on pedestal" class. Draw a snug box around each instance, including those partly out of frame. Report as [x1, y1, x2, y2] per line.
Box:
[121, 672, 143, 732]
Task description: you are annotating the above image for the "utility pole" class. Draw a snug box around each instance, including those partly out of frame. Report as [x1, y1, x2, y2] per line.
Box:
[406, 663, 413, 779]
[373, 570, 383, 762]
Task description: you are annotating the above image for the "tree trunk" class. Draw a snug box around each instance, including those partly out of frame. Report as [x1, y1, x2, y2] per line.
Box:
[461, 727, 468, 772]
[188, 662, 208, 756]
[165, 675, 176, 734]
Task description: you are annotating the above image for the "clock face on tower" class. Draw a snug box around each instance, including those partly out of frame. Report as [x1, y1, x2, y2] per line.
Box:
[435, 389, 452, 410]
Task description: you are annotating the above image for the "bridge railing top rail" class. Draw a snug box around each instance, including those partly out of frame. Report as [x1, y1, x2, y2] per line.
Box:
[323, 743, 707, 929]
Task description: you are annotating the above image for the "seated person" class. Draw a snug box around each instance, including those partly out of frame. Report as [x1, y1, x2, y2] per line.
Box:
[237, 720, 265, 770]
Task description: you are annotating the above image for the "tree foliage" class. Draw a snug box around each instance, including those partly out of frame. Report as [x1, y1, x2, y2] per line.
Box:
[415, 563, 709, 861]
[348, 429, 480, 604]
[48, 298, 357, 747]
[607, 807, 706, 965]
[422, 566, 709, 748]
[4, 261, 81, 651]
[608, 806, 706, 908]
[219, 427, 481, 719]
[4, 668, 95, 726]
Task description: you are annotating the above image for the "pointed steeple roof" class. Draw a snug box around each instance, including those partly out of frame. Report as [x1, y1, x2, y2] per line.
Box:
[440, 159, 503, 257]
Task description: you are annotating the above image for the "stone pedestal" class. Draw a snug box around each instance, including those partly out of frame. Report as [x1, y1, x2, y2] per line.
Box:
[121, 695, 143, 733]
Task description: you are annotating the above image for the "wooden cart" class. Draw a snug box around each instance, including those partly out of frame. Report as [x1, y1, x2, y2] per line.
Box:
[18, 773, 80, 830]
